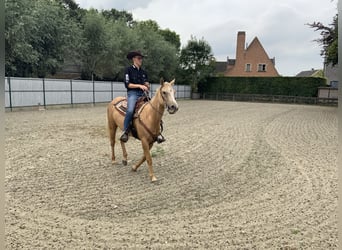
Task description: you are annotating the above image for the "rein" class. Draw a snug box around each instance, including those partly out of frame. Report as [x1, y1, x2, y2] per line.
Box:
[143, 90, 165, 116]
[138, 90, 165, 142]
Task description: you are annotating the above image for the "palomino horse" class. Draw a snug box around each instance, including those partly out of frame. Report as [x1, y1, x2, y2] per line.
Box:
[107, 79, 179, 182]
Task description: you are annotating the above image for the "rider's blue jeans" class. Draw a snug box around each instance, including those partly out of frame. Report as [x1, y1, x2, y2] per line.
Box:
[123, 90, 144, 131]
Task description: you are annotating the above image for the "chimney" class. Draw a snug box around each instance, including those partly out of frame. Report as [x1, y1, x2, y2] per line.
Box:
[236, 31, 246, 61]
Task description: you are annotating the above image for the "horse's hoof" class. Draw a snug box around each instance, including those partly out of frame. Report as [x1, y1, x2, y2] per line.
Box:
[122, 160, 127, 166]
[131, 166, 137, 172]
[151, 176, 158, 182]
[111, 160, 116, 165]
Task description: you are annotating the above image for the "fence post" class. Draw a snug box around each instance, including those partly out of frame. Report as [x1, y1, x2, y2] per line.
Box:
[92, 79, 95, 105]
[42, 78, 46, 109]
[111, 81, 113, 101]
[7, 77, 12, 111]
[150, 84, 153, 98]
[70, 79, 73, 106]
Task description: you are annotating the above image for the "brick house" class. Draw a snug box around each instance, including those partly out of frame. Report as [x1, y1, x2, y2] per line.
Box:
[216, 31, 279, 76]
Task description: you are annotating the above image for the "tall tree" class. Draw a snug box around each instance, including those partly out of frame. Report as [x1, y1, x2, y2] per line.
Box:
[178, 36, 215, 91]
[5, 0, 82, 77]
[133, 23, 178, 82]
[101, 8, 134, 27]
[133, 20, 181, 51]
[307, 13, 338, 66]
[5, 0, 37, 76]
[30, 0, 80, 77]
[81, 9, 110, 80]
[159, 28, 181, 51]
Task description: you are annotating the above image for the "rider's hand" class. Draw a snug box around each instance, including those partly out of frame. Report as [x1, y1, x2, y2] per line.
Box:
[144, 82, 150, 90]
[140, 85, 148, 91]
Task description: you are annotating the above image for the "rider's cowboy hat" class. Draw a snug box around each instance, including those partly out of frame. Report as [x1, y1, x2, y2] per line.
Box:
[126, 51, 145, 60]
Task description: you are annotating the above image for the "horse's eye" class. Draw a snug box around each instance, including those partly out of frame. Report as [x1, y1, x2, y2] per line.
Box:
[162, 91, 167, 95]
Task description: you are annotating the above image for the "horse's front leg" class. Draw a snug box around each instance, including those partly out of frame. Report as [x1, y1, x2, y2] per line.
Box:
[141, 139, 157, 182]
[132, 143, 153, 171]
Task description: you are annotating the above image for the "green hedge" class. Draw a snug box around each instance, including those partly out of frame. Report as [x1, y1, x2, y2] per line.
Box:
[198, 77, 327, 97]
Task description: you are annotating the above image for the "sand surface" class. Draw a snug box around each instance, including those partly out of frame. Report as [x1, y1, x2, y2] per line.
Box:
[5, 100, 338, 249]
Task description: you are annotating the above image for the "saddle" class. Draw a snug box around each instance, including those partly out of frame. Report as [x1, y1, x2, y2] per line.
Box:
[114, 96, 150, 118]
[113, 96, 150, 140]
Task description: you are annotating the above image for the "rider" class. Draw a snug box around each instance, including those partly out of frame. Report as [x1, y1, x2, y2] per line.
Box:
[120, 50, 165, 143]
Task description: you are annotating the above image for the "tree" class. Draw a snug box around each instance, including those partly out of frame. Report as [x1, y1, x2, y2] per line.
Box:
[5, 0, 38, 76]
[101, 8, 134, 27]
[133, 20, 181, 51]
[178, 36, 215, 92]
[133, 22, 179, 82]
[159, 28, 181, 51]
[5, 1, 181, 80]
[5, 0, 82, 77]
[308, 13, 338, 66]
[30, 0, 81, 77]
[97, 20, 143, 80]
[81, 9, 111, 80]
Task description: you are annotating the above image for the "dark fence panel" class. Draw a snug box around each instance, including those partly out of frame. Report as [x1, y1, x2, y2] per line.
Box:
[202, 92, 338, 106]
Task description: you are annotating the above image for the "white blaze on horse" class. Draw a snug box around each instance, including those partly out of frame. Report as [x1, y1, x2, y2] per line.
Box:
[107, 78, 179, 182]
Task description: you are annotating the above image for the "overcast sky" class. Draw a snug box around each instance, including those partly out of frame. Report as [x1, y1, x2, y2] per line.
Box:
[75, 0, 337, 76]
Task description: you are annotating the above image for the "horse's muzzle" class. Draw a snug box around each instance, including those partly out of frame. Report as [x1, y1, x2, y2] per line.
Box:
[167, 105, 178, 114]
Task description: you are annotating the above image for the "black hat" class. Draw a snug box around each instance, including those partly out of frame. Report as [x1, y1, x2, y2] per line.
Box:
[126, 51, 145, 60]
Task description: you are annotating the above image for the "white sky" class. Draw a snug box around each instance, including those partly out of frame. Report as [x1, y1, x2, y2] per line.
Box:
[75, 0, 337, 76]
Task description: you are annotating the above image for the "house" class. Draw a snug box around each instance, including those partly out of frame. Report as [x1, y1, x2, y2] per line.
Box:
[324, 63, 338, 88]
[317, 63, 338, 99]
[296, 68, 323, 78]
[215, 31, 279, 76]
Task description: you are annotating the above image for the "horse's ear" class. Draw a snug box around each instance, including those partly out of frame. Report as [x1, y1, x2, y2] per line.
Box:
[170, 79, 175, 86]
[160, 77, 164, 86]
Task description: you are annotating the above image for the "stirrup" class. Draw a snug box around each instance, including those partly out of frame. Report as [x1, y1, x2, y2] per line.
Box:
[157, 134, 166, 144]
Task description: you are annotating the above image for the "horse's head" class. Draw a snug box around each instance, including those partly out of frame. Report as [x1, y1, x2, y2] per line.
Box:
[160, 78, 179, 114]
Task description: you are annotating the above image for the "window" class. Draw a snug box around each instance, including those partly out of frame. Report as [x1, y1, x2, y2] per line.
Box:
[245, 63, 251, 72]
[258, 64, 266, 72]
[330, 81, 338, 88]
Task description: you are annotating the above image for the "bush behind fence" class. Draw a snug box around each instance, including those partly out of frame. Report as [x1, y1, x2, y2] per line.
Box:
[5, 77, 191, 110]
[199, 76, 327, 97]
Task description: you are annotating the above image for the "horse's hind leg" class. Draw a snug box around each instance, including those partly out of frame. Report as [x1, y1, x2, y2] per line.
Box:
[120, 141, 128, 166]
[132, 155, 146, 172]
[108, 122, 117, 164]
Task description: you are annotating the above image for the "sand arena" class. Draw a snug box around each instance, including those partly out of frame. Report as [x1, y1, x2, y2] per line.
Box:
[5, 100, 338, 249]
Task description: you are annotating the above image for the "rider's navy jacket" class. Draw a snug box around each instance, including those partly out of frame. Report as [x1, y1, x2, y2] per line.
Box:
[124, 65, 148, 91]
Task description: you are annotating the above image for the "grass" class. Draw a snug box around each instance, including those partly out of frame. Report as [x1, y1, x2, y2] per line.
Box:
[151, 146, 165, 158]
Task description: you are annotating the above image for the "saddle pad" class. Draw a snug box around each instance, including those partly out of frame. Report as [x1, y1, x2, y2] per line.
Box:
[114, 99, 128, 115]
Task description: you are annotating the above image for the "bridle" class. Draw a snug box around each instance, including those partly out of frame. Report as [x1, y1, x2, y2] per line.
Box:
[143, 87, 169, 116]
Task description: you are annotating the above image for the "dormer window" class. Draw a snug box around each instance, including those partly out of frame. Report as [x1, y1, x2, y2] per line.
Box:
[258, 64, 266, 72]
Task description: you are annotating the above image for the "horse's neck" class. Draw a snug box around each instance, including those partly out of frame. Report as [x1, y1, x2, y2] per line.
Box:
[149, 91, 165, 120]
[142, 90, 164, 135]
